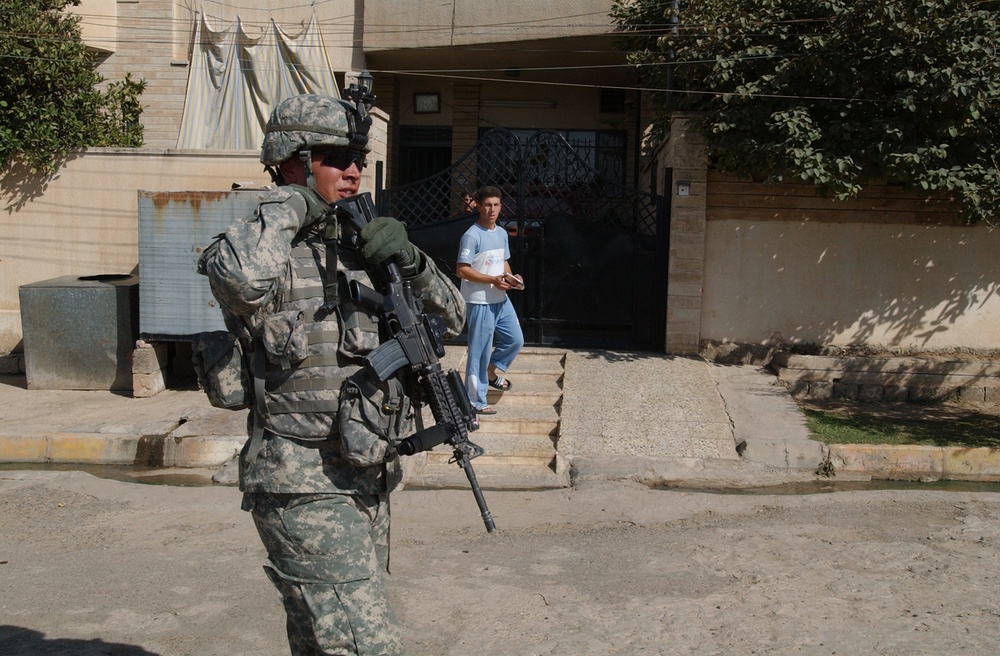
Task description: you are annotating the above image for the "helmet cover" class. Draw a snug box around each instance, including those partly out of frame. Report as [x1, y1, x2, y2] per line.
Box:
[260, 94, 371, 166]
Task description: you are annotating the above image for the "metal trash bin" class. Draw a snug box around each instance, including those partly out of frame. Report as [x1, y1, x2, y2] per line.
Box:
[19, 274, 139, 390]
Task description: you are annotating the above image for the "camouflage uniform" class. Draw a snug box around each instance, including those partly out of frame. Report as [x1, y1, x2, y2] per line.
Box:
[199, 94, 465, 656]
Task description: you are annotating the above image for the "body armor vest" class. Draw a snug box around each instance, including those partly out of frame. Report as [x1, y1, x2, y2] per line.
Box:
[252, 230, 381, 441]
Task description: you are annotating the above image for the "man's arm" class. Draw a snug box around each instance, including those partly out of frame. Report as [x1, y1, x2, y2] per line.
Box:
[199, 189, 311, 318]
[456, 262, 515, 290]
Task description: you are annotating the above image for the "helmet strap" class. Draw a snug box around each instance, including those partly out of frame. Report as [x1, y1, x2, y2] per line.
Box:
[263, 165, 281, 185]
[298, 149, 316, 189]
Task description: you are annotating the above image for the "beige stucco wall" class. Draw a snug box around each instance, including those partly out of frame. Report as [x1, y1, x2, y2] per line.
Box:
[701, 220, 1000, 350]
[92, 0, 366, 149]
[364, 0, 615, 49]
[659, 114, 1000, 353]
[73, 0, 117, 53]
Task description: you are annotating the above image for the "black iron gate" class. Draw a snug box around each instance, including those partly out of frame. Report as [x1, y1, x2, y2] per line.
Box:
[377, 129, 669, 351]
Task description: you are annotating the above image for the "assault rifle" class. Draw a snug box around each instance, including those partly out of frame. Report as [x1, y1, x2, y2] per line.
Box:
[331, 195, 497, 534]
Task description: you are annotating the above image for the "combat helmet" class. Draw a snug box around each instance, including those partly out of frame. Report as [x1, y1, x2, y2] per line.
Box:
[260, 94, 371, 168]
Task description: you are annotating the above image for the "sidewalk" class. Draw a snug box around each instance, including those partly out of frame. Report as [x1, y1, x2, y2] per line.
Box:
[2, 348, 1000, 486]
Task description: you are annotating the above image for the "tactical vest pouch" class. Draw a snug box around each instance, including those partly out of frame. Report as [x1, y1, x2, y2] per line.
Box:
[338, 371, 411, 467]
[259, 310, 309, 369]
[337, 270, 381, 357]
[191, 331, 250, 410]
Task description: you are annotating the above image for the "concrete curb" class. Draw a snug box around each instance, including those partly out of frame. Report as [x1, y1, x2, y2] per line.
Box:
[569, 454, 820, 489]
[0, 433, 244, 468]
[3, 432, 1000, 486]
[830, 444, 1000, 482]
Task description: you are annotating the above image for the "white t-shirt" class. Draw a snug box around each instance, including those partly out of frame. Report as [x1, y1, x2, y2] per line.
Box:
[457, 222, 510, 305]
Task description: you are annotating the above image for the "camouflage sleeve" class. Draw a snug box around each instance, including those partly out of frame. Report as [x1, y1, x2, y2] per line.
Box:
[409, 248, 467, 337]
[198, 189, 310, 318]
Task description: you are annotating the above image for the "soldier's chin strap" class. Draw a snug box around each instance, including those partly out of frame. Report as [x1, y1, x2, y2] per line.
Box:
[319, 208, 339, 312]
[317, 192, 378, 312]
[298, 149, 317, 190]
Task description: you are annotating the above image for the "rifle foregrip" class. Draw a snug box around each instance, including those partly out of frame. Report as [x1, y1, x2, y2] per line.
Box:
[396, 424, 452, 456]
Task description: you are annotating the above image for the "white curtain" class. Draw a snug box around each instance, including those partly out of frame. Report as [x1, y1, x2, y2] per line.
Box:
[177, 13, 340, 150]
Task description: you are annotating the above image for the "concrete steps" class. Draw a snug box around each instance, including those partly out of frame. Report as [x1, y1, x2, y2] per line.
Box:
[402, 347, 570, 490]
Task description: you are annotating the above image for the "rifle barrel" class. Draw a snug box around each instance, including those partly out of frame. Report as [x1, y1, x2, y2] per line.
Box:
[457, 449, 496, 533]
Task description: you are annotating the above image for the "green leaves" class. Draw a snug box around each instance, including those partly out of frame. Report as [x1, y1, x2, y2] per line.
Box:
[0, 0, 145, 174]
[613, 0, 1000, 223]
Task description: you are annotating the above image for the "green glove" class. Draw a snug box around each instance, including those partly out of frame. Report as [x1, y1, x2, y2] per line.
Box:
[359, 216, 422, 277]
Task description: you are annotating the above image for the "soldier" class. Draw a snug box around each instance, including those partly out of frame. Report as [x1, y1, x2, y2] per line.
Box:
[198, 93, 465, 655]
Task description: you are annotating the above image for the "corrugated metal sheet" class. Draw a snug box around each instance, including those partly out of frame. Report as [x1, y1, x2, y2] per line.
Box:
[138, 190, 269, 337]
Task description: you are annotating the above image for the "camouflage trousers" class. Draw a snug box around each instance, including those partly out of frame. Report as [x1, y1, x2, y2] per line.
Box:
[248, 491, 404, 656]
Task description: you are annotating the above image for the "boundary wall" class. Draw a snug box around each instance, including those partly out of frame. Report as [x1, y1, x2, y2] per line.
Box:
[659, 114, 1000, 354]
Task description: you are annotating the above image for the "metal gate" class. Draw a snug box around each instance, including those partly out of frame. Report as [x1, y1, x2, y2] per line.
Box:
[377, 129, 669, 351]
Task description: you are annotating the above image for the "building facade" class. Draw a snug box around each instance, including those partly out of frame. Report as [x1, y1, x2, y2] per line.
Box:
[81, 0, 641, 186]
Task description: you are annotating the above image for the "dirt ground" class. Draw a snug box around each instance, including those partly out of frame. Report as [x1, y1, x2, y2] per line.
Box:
[2, 469, 1000, 656]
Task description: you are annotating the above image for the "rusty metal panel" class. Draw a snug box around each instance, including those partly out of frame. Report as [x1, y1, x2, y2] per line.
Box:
[138, 190, 269, 337]
[19, 274, 138, 390]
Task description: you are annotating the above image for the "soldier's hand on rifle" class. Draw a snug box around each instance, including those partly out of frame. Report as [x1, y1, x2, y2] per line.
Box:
[359, 216, 422, 277]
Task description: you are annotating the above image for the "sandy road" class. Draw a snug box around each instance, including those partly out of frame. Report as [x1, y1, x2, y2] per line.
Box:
[2, 471, 999, 655]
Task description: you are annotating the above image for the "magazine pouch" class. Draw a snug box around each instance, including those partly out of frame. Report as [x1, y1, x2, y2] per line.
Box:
[338, 371, 411, 467]
[259, 310, 309, 370]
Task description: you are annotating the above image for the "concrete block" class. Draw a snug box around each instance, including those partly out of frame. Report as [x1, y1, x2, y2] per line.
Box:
[986, 387, 1000, 405]
[807, 381, 833, 399]
[131, 341, 169, 374]
[745, 438, 825, 471]
[0, 435, 48, 461]
[132, 371, 166, 398]
[883, 385, 909, 402]
[942, 447, 1000, 481]
[831, 444, 943, 481]
[171, 436, 246, 468]
[20, 274, 138, 390]
[858, 385, 884, 403]
[47, 433, 141, 464]
[957, 386, 986, 404]
[832, 382, 858, 400]
[909, 386, 959, 402]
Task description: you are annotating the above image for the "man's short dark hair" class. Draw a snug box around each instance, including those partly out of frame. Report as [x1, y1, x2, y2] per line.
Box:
[475, 186, 503, 204]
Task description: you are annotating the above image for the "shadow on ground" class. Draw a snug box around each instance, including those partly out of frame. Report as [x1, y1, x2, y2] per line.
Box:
[0, 625, 161, 656]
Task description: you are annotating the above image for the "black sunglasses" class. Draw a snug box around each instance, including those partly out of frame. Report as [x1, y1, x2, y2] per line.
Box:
[316, 149, 367, 170]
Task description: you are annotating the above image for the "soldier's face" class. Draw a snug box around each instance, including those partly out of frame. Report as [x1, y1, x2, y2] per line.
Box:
[310, 148, 362, 203]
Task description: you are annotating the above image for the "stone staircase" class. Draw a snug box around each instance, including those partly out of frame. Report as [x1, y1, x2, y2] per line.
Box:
[401, 346, 570, 490]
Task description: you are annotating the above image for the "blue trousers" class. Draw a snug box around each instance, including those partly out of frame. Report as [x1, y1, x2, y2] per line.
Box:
[465, 298, 524, 408]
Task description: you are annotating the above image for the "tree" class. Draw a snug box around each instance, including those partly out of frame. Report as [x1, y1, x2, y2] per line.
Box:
[613, 0, 1000, 224]
[0, 0, 145, 176]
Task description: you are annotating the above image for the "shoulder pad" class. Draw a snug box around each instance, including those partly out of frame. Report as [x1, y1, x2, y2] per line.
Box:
[258, 186, 308, 218]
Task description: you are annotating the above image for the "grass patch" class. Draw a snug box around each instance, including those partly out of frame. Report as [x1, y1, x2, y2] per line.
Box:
[804, 407, 1000, 449]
